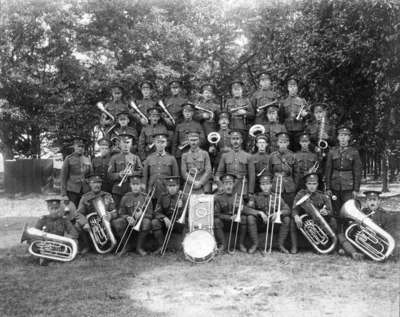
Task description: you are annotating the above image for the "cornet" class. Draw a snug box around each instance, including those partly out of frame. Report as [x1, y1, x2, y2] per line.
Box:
[295, 102, 308, 120]
[117, 162, 134, 187]
[129, 101, 148, 124]
[256, 99, 278, 113]
[96, 102, 115, 122]
[158, 100, 176, 126]
[178, 142, 190, 151]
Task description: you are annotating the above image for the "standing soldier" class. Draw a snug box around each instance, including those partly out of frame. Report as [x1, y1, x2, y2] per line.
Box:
[111, 172, 153, 256]
[104, 84, 129, 119]
[225, 80, 255, 145]
[61, 137, 92, 207]
[151, 176, 187, 253]
[181, 131, 212, 194]
[172, 103, 205, 165]
[75, 175, 117, 254]
[209, 111, 232, 171]
[131, 81, 156, 131]
[258, 104, 287, 152]
[325, 126, 362, 217]
[251, 72, 279, 123]
[138, 107, 169, 161]
[268, 132, 299, 253]
[108, 133, 143, 208]
[92, 138, 113, 193]
[142, 132, 179, 199]
[161, 79, 188, 128]
[251, 134, 270, 182]
[215, 130, 255, 198]
[294, 132, 319, 190]
[108, 111, 139, 145]
[194, 83, 221, 136]
[280, 78, 310, 151]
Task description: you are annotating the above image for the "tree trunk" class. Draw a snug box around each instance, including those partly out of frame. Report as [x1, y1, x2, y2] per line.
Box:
[381, 146, 390, 193]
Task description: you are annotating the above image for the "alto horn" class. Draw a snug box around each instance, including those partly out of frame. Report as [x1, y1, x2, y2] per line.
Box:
[207, 132, 221, 145]
[341, 199, 395, 261]
[21, 224, 78, 262]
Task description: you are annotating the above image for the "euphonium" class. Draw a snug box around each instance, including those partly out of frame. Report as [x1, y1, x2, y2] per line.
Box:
[249, 124, 266, 138]
[207, 132, 221, 144]
[86, 196, 117, 254]
[21, 224, 78, 262]
[294, 194, 337, 254]
[341, 199, 395, 261]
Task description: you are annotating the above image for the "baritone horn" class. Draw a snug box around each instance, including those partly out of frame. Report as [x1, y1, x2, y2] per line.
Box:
[96, 102, 115, 122]
[21, 224, 78, 262]
[207, 132, 221, 145]
[341, 199, 395, 262]
[158, 100, 176, 126]
[86, 196, 117, 254]
[129, 101, 149, 124]
[294, 194, 337, 254]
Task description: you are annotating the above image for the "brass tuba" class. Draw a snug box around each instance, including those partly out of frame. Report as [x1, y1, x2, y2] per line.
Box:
[21, 224, 78, 262]
[294, 193, 337, 254]
[86, 196, 117, 254]
[341, 199, 395, 261]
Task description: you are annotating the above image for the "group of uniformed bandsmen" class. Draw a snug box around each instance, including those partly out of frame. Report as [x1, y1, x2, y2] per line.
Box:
[33, 72, 391, 264]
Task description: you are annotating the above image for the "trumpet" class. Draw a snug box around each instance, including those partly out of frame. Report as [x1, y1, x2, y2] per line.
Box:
[341, 199, 395, 261]
[21, 224, 78, 262]
[129, 101, 149, 124]
[207, 132, 221, 145]
[96, 102, 115, 122]
[194, 104, 214, 120]
[158, 100, 176, 126]
[230, 104, 248, 113]
[308, 161, 320, 173]
[86, 196, 117, 254]
[178, 142, 190, 151]
[295, 102, 308, 120]
[227, 177, 246, 254]
[117, 162, 134, 187]
[114, 186, 156, 255]
[256, 99, 278, 113]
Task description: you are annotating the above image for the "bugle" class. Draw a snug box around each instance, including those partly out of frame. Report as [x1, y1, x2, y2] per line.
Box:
[96, 102, 115, 122]
[227, 177, 246, 254]
[256, 99, 278, 113]
[129, 101, 149, 124]
[341, 199, 395, 261]
[158, 100, 176, 125]
[21, 224, 78, 262]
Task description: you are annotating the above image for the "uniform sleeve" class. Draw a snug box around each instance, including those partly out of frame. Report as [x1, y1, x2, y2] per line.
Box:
[138, 130, 146, 161]
[107, 156, 120, 182]
[171, 156, 180, 177]
[76, 199, 89, 226]
[243, 206, 260, 217]
[324, 151, 333, 190]
[154, 198, 166, 220]
[215, 154, 226, 180]
[172, 127, 178, 156]
[180, 153, 189, 180]
[34, 218, 46, 230]
[292, 192, 303, 217]
[134, 155, 143, 172]
[64, 219, 79, 240]
[245, 98, 255, 122]
[198, 124, 206, 147]
[352, 149, 362, 191]
[142, 158, 149, 190]
[322, 194, 333, 216]
[247, 155, 255, 194]
[60, 157, 69, 195]
[198, 152, 212, 186]
[118, 195, 129, 218]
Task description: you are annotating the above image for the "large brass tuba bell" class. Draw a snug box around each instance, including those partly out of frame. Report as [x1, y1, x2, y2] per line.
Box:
[86, 196, 117, 254]
[21, 224, 78, 262]
[341, 199, 395, 261]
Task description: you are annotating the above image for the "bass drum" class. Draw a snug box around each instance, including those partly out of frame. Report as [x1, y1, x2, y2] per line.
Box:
[182, 230, 216, 263]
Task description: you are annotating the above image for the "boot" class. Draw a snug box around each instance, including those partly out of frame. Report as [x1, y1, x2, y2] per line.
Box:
[278, 223, 290, 254]
[214, 227, 226, 252]
[136, 231, 148, 256]
[152, 230, 164, 254]
[239, 224, 247, 253]
[247, 222, 258, 254]
[79, 231, 91, 255]
[289, 221, 298, 254]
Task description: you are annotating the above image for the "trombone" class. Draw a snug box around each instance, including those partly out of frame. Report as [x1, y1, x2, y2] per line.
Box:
[129, 101, 149, 125]
[114, 186, 156, 255]
[227, 177, 246, 254]
[117, 162, 134, 187]
[263, 175, 283, 254]
[158, 100, 176, 126]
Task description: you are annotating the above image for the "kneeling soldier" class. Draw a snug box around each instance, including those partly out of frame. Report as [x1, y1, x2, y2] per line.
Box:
[112, 172, 153, 256]
[151, 176, 186, 253]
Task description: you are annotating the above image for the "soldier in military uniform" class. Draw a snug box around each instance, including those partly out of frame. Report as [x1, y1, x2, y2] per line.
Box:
[215, 130, 255, 198]
[34, 196, 79, 265]
[213, 173, 249, 252]
[209, 111, 232, 170]
[131, 81, 156, 130]
[92, 138, 113, 193]
[258, 104, 287, 152]
[293, 173, 337, 254]
[294, 132, 319, 190]
[337, 191, 387, 260]
[108, 133, 143, 208]
[138, 107, 169, 161]
[75, 175, 117, 254]
[225, 80, 255, 144]
[306, 103, 335, 153]
[193, 83, 221, 136]
[60, 195, 78, 225]
[251, 134, 270, 191]
[142, 132, 179, 199]
[280, 78, 310, 151]
[108, 111, 139, 153]
[251, 72, 279, 123]
[61, 137, 92, 207]
[172, 103, 205, 164]
[248, 175, 291, 254]
[151, 176, 187, 253]
[181, 131, 212, 194]
[268, 132, 299, 253]
[104, 84, 130, 120]
[111, 172, 153, 256]
[325, 126, 362, 218]
[162, 79, 188, 128]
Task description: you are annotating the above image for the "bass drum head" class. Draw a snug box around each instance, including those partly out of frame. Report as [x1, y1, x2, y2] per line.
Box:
[182, 230, 216, 263]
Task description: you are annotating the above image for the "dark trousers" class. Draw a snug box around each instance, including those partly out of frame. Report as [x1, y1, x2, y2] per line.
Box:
[332, 189, 353, 233]
[67, 191, 83, 208]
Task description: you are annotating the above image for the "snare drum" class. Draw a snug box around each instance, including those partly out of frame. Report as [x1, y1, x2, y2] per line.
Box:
[182, 230, 217, 263]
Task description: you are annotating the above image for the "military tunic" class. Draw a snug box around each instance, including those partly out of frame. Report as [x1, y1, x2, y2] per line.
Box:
[92, 153, 112, 193]
[181, 148, 212, 193]
[251, 89, 279, 123]
[225, 96, 255, 132]
[280, 95, 309, 133]
[294, 150, 319, 189]
[193, 100, 221, 136]
[105, 100, 130, 119]
[163, 95, 188, 126]
[292, 189, 333, 218]
[138, 123, 169, 161]
[258, 121, 287, 152]
[251, 152, 270, 179]
[35, 215, 79, 240]
[172, 120, 205, 159]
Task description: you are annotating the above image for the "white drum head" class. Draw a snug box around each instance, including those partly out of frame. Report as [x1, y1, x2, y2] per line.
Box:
[182, 230, 216, 263]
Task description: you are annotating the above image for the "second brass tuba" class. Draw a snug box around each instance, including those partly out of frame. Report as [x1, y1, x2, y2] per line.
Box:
[86, 196, 117, 254]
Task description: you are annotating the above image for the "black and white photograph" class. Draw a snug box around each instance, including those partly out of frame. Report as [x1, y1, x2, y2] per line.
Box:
[0, 0, 399, 316]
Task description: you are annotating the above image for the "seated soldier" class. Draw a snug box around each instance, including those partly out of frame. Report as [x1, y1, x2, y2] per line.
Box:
[92, 138, 113, 193]
[338, 190, 388, 261]
[293, 173, 337, 254]
[75, 175, 117, 254]
[33, 196, 79, 265]
[248, 175, 291, 254]
[111, 172, 153, 256]
[151, 176, 186, 254]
